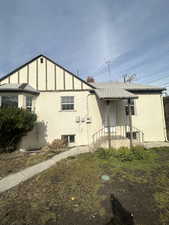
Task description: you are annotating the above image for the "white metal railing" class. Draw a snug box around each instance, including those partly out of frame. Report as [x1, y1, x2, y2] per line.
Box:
[92, 125, 144, 146]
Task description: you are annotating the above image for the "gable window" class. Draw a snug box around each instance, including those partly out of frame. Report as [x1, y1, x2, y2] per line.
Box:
[0, 96, 18, 108]
[125, 99, 135, 116]
[61, 96, 74, 111]
[26, 96, 33, 111]
[61, 135, 75, 144]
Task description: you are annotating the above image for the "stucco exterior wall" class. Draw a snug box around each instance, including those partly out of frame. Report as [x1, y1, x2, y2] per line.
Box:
[95, 94, 166, 142]
[20, 91, 103, 149]
[132, 93, 166, 142]
[0, 55, 166, 149]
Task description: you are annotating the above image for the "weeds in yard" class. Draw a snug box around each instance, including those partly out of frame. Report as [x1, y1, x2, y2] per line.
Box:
[154, 171, 169, 224]
[96, 146, 154, 162]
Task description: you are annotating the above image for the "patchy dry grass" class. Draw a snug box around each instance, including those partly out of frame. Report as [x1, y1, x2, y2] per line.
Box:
[0, 147, 169, 225]
[0, 148, 66, 178]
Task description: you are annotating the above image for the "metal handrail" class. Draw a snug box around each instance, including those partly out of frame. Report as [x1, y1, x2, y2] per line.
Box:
[92, 125, 144, 146]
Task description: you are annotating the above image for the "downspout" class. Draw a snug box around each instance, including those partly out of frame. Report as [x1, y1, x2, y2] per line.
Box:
[86, 92, 93, 146]
[160, 94, 168, 141]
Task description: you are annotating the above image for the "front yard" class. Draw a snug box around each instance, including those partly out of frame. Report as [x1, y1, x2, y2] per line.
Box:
[0, 148, 66, 179]
[0, 147, 169, 225]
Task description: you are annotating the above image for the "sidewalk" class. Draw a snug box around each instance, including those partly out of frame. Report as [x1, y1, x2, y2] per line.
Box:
[0, 146, 90, 193]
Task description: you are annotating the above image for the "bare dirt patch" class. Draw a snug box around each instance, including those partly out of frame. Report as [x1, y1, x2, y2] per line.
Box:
[0, 148, 66, 179]
[0, 147, 169, 225]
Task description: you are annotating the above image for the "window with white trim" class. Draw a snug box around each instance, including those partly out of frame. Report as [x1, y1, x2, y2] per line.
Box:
[61, 135, 75, 143]
[61, 96, 74, 111]
[26, 96, 33, 111]
[0, 96, 18, 108]
[125, 99, 135, 116]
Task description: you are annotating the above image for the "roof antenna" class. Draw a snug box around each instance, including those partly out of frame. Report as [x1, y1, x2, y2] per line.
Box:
[122, 74, 136, 83]
[105, 60, 111, 81]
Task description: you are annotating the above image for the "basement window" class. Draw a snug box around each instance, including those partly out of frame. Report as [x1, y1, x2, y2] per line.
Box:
[61, 135, 75, 144]
[61, 96, 74, 111]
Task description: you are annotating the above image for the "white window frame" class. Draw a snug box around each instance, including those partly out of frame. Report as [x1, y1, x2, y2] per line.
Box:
[61, 96, 74, 111]
[0, 95, 18, 108]
[125, 99, 136, 116]
[26, 96, 33, 112]
[61, 134, 75, 144]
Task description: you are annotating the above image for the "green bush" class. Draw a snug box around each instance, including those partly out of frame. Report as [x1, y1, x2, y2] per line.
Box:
[0, 107, 37, 153]
[96, 146, 147, 162]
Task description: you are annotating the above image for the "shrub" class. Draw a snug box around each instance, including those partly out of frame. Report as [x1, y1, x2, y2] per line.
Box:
[0, 107, 37, 153]
[96, 146, 147, 162]
[48, 138, 68, 149]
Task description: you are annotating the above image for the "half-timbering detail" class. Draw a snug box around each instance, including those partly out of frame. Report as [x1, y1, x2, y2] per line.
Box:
[0, 55, 93, 91]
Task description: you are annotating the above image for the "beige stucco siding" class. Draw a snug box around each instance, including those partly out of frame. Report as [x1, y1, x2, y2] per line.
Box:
[20, 91, 102, 149]
[132, 93, 166, 141]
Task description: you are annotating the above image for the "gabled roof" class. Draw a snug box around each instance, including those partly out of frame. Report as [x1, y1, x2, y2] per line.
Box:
[0, 54, 95, 89]
[95, 87, 138, 99]
[92, 81, 165, 91]
[0, 83, 39, 95]
[91, 81, 165, 99]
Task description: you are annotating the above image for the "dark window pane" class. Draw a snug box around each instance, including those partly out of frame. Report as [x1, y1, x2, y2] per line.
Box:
[61, 96, 74, 104]
[126, 132, 137, 139]
[131, 106, 135, 115]
[1, 96, 18, 108]
[62, 104, 74, 110]
[26, 96, 32, 111]
[125, 105, 135, 115]
[62, 135, 75, 143]
[125, 106, 129, 115]
[69, 135, 75, 143]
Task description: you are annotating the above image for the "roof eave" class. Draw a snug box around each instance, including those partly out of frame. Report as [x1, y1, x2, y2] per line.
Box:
[0, 89, 40, 95]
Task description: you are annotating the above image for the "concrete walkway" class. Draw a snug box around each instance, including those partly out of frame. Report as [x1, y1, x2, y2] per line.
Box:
[0, 146, 90, 194]
[144, 141, 169, 149]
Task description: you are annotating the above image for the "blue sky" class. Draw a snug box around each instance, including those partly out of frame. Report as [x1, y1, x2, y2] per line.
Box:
[0, 0, 169, 90]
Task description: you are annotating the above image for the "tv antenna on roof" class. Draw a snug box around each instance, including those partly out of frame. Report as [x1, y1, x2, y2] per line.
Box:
[105, 60, 112, 81]
[123, 74, 136, 83]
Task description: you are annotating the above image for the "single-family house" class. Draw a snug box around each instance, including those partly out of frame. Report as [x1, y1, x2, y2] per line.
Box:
[0, 55, 167, 149]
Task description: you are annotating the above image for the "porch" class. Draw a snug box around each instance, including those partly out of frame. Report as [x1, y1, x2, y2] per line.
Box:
[93, 87, 144, 149]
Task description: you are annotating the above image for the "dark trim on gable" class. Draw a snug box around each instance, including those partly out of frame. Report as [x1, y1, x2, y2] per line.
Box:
[27, 65, 29, 83]
[54, 64, 56, 90]
[45, 58, 48, 90]
[18, 71, 20, 84]
[63, 71, 65, 90]
[36, 60, 38, 90]
[0, 55, 42, 82]
[0, 54, 95, 90]
[72, 75, 74, 90]
[0, 89, 39, 95]
[43, 55, 95, 89]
